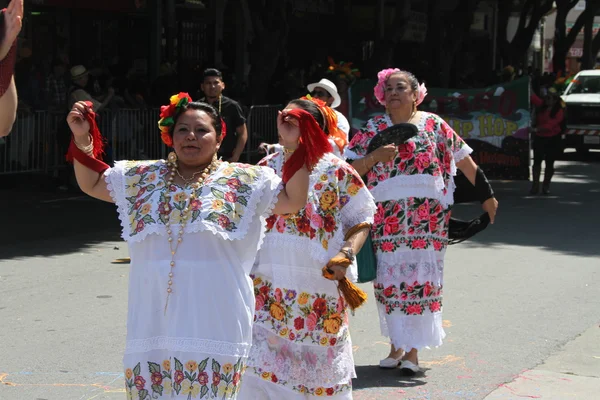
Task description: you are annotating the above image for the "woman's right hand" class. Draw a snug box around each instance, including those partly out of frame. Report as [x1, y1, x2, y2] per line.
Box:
[67, 101, 92, 140]
[371, 144, 397, 163]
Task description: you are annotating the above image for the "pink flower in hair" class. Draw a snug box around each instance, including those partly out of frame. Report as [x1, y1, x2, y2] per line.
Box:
[374, 68, 400, 105]
[416, 82, 428, 106]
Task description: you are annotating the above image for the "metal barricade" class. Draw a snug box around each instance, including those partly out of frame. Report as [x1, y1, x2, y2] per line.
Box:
[245, 104, 282, 164]
[0, 105, 284, 176]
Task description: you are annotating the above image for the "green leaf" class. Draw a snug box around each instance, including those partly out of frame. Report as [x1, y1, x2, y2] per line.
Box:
[173, 382, 181, 394]
[138, 389, 148, 399]
[159, 117, 174, 127]
[125, 168, 138, 177]
[146, 184, 156, 192]
[175, 358, 183, 371]
[223, 203, 233, 213]
[185, 372, 192, 381]
[211, 188, 225, 199]
[151, 384, 163, 396]
[211, 384, 218, 396]
[216, 177, 229, 185]
[126, 195, 137, 204]
[237, 184, 251, 193]
[207, 212, 220, 222]
[198, 357, 209, 372]
[162, 371, 170, 379]
[200, 385, 209, 398]
[191, 372, 197, 381]
[192, 210, 200, 222]
[237, 196, 248, 207]
[212, 359, 221, 373]
[143, 215, 156, 224]
[133, 363, 141, 377]
[148, 362, 161, 374]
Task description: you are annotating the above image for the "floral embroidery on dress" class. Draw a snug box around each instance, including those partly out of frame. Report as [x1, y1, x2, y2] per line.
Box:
[116, 161, 262, 238]
[252, 276, 349, 346]
[125, 356, 245, 399]
[347, 113, 469, 193]
[259, 152, 365, 252]
[371, 198, 450, 252]
[374, 281, 443, 315]
[251, 367, 352, 397]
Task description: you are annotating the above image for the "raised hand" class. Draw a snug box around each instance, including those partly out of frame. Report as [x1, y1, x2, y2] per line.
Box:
[0, 0, 23, 61]
[67, 102, 92, 141]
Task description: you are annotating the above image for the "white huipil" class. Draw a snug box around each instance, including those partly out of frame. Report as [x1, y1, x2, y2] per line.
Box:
[239, 152, 376, 400]
[104, 159, 282, 400]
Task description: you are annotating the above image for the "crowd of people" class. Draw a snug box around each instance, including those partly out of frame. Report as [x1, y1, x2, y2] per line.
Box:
[2, 2, 502, 398]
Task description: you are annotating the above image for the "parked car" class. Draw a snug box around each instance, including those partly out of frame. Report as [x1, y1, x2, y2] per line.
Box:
[561, 69, 600, 154]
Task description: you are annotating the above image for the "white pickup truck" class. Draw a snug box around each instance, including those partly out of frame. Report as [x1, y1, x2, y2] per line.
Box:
[561, 69, 600, 154]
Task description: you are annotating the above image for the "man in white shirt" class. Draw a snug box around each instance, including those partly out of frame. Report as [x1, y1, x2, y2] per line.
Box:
[307, 78, 350, 138]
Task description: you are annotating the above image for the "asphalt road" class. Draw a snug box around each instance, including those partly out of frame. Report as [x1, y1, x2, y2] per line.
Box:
[1, 151, 599, 400]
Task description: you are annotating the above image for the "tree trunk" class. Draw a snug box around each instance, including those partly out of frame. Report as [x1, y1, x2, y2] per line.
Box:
[581, 1, 598, 69]
[554, 3, 587, 74]
[499, 0, 554, 67]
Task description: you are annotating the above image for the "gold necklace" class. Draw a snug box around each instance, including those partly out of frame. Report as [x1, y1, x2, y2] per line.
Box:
[218, 95, 222, 114]
[163, 152, 221, 315]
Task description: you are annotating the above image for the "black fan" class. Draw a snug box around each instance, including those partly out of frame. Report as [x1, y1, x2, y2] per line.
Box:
[367, 123, 419, 154]
[448, 212, 490, 245]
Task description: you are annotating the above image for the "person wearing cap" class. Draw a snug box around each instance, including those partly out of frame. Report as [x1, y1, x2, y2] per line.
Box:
[307, 78, 351, 138]
[67, 65, 114, 111]
[0, 0, 22, 137]
[200, 68, 248, 162]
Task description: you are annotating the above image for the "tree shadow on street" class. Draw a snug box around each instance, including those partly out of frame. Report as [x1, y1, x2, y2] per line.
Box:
[452, 151, 600, 258]
[0, 194, 123, 260]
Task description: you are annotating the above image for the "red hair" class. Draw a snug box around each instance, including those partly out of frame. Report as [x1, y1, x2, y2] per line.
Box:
[282, 108, 332, 184]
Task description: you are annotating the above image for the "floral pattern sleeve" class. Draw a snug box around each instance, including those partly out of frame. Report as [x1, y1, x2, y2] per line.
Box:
[346, 128, 371, 159]
[338, 163, 376, 232]
[438, 117, 473, 167]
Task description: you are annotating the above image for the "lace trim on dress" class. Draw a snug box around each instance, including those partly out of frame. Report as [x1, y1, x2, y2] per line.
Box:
[256, 178, 285, 256]
[453, 144, 474, 166]
[340, 187, 376, 232]
[377, 308, 446, 351]
[246, 324, 356, 388]
[105, 161, 130, 240]
[108, 161, 281, 244]
[124, 336, 252, 357]
[369, 174, 454, 208]
[261, 232, 344, 267]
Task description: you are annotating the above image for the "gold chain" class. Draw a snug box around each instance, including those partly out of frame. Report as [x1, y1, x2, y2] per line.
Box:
[163, 152, 221, 315]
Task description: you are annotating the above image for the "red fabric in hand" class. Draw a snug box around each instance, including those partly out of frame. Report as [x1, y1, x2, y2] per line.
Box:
[66, 102, 109, 173]
[282, 108, 332, 183]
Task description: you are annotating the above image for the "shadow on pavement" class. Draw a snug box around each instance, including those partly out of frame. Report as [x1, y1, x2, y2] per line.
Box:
[452, 151, 600, 258]
[0, 189, 123, 260]
[353, 365, 428, 390]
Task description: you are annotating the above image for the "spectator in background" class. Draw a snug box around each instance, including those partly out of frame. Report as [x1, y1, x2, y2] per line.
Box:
[307, 78, 351, 138]
[45, 58, 67, 111]
[199, 68, 248, 162]
[67, 65, 114, 111]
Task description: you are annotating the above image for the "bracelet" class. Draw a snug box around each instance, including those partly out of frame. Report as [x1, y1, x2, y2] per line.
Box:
[74, 136, 93, 155]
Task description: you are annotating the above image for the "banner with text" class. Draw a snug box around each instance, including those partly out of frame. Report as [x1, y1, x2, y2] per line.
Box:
[350, 77, 531, 180]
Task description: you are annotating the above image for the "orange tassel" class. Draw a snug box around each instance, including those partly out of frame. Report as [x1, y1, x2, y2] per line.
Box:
[322, 256, 368, 311]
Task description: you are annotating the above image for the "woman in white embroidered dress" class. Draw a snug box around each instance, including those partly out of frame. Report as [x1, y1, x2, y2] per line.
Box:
[66, 95, 310, 399]
[346, 69, 498, 374]
[238, 99, 376, 399]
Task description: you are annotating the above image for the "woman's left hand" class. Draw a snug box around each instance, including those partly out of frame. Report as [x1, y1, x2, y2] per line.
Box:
[482, 197, 498, 224]
[0, 0, 23, 61]
[326, 253, 349, 280]
[277, 110, 301, 150]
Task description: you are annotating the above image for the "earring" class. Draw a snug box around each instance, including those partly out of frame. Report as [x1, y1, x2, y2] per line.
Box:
[168, 151, 177, 164]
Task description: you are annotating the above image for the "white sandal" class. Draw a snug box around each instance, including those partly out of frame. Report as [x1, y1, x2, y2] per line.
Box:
[379, 356, 402, 369]
[399, 360, 420, 374]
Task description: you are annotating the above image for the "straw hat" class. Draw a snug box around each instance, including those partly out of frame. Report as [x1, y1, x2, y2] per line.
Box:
[70, 65, 89, 81]
[307, 78, 342, 108]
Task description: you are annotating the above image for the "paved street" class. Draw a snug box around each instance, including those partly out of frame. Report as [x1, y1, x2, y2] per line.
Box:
[1, 152, 599, 400]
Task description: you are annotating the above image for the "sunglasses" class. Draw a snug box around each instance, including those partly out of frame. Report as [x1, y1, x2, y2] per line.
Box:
[311, 90, 331, 98]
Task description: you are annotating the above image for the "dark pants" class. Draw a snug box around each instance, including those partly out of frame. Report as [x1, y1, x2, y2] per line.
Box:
[532, 135, 562, 186]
